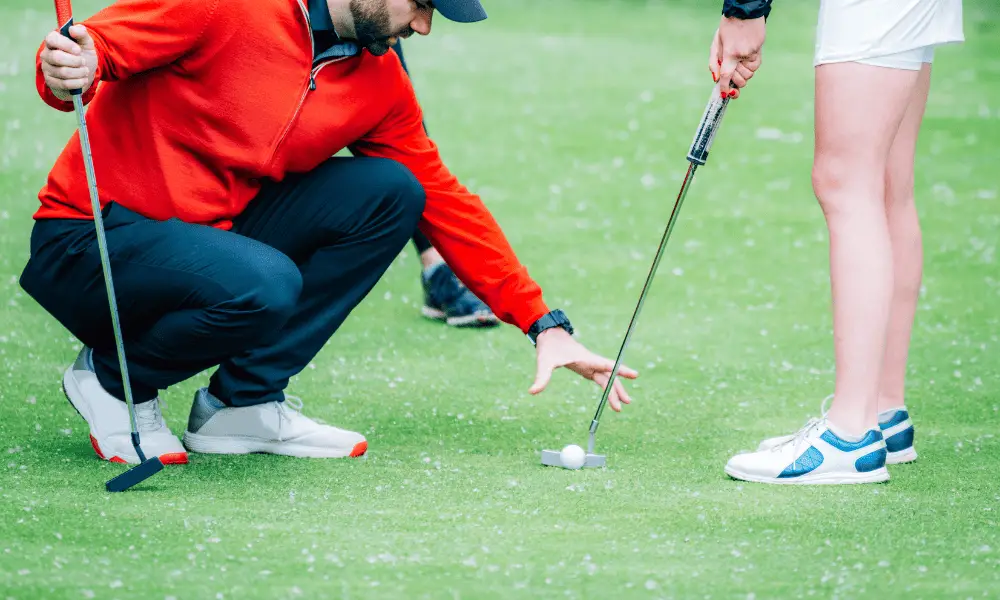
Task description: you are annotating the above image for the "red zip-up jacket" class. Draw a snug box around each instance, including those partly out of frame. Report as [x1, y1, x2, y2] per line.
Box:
[34, 0, 550, 333]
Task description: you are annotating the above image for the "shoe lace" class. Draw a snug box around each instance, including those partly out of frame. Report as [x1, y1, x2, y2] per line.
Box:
[135, 398, 165, 432]
[277, 394, 327, 425]
[770, 394, 834, 455]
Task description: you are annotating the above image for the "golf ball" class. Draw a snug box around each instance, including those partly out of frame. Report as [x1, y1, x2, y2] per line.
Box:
[560, 444, 586, 470]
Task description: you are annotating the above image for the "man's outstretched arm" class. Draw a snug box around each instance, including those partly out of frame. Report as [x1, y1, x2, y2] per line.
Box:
[350, 70, 637, 409]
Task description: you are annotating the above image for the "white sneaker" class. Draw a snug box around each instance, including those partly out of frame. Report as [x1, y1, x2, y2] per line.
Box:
[725, 418, 889, 485]
[182, 388, 368, 458]
[62, 348, 188, 465]
[757, 397, 917, 465]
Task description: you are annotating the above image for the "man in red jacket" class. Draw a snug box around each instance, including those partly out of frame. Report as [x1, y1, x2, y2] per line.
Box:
[21, 0, 637, 465]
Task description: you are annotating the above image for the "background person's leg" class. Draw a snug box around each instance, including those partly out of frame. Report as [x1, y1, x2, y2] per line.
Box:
[812, 61, 924, 436]
[412, 228, 433, 255]
[213, 157, 426, 407]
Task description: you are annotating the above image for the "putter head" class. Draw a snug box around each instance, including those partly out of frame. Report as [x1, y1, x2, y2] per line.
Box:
[540, 449, 606, 469]
[105, 456, 164, 492]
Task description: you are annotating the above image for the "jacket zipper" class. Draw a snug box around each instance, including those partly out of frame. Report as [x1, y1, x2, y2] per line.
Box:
[265, 0, 341, 167]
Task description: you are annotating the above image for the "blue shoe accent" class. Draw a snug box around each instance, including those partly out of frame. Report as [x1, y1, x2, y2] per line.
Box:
[820, 428, 883, 452]
[855, 448, 888, 472]
[878, 409, 910, 429]
[777, 446, 824, 478]
[885, 427, 915, 453]
[878, 408, 917, 463]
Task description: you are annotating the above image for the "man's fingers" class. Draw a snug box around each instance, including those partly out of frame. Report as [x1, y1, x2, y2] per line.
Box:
[45, 30, 81, 55]
[595, 375, 622, 412]
[41, 59, 86, 79]
[615, 364, 638, 379]
[44, 74, 89, 91]
[48, 65, 89, 81]
[601, 375, 622, 412]
[67, 25, 95, 49]
[592, 373, 632, 413]
[529, 360, 555, 395]
[614, 379, 632, 406]
[589, 355, 637, 378]
[45, 49, 86, 68]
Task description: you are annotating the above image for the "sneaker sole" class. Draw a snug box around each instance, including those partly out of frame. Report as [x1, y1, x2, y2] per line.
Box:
[887, 447, 918, 464]
[62, 367, 188, 466]
[182, 431, 368, 459]
[421, 306, 500, 328]
[724, 466, 890, 485]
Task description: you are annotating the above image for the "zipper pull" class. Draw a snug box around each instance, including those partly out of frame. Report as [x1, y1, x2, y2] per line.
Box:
[309, 75, 316, 91]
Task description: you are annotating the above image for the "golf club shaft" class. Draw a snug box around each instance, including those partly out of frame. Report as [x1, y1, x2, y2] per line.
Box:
[587, 162, 699, 451]
[56, 2, 145, 461]
[71, 96, 143, 454]
[587, 86, 733, 451]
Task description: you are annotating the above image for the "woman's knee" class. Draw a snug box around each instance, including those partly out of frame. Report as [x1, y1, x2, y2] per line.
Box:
[812, 152, 886, 219]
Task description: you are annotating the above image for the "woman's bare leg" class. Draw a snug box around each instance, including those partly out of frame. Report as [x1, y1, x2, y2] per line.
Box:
[878, 64, 933, 415]
[812, 62, 923, 436]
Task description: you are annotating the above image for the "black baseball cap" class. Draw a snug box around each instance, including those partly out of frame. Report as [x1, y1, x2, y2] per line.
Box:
[434, 0, 487, 23]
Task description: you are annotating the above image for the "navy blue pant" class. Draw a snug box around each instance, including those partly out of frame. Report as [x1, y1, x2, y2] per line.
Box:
[19, 157, 425, 406]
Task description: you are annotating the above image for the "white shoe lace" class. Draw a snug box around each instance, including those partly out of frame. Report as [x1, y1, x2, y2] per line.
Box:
[135, 399, 166, 433]
[277, 394, 327, 426]
[770, 395, 835, 471]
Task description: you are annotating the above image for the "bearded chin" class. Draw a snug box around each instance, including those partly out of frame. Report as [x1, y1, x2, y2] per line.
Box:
[349, 0, 393, 56]
[363, 38, 393, 56]
[354, 24, 391, 55]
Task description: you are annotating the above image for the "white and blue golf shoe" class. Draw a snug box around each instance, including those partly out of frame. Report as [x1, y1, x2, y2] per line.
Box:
[756, 399, 917, 465]
[725, 418, 889, 485]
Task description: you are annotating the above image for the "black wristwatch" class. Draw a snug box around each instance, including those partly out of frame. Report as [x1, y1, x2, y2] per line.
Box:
[722, 0, 772, 20]
[526, 309, 574, 345]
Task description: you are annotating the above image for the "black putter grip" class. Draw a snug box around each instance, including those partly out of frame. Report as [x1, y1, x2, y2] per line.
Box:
[54, 0, 83, 96]
[686, 84, 735, 166]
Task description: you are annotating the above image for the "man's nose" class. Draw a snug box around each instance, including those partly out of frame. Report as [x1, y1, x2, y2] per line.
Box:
[411, 9, 433, 35]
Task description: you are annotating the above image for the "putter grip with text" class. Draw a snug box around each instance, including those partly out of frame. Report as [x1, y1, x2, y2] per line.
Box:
[686, 85, 733, 165]
[54, 0, 83, 96]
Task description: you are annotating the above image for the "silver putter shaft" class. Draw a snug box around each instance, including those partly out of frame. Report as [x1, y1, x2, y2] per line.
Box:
[585, 85, 734, 455]
[69, 93, 143, 450]
[55, 2, 158, 488]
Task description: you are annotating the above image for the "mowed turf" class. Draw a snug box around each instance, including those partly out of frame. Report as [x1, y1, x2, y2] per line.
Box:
[1, 1, 998, 598]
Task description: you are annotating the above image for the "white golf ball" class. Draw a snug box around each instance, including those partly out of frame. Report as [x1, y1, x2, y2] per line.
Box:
[560, 444, 586, 470]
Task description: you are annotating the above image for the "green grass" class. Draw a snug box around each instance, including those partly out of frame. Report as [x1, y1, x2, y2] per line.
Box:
[2, 0, 999, 598]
